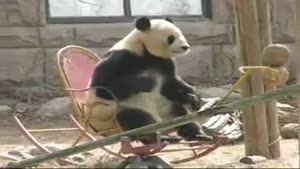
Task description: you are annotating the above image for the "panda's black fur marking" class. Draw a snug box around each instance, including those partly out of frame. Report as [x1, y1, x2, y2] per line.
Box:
[135, 17, 151, 31]
[89, 17, 202, 144]
[91, 50, 156, 100]
[164, 17, 174, 23]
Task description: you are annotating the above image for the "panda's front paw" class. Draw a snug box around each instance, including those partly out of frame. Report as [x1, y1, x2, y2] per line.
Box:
[187, 93, 202, 111]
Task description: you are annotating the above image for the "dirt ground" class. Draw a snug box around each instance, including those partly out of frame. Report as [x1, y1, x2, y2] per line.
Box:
[0, 110, 298, 168]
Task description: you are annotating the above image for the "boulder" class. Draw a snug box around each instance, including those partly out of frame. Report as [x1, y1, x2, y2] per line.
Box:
[240, 155, 267, 164]
[198, 85, 240, 99]
[15, 102, 32, 113]
[280, 123, 298, 139]
[34, 97, 73, 120]
[0, 105, 12, 115]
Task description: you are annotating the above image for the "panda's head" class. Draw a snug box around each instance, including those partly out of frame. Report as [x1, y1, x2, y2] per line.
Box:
[135, 17, 190, 58]
[110, 17, 190, 58]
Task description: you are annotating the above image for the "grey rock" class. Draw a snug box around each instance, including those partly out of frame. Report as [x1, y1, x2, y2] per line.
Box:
[71, 155, 85, 163]
[15, 103, 31, 113]
[280, 123, 298, 139]
[240, 155, 267, 164]
[34, 97, 73, 120]
[0, 105, 13, 115]
[198, 86, 240, 99]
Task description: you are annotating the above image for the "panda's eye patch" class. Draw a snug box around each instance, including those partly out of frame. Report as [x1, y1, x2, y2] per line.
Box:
[167, 35, 175, 45]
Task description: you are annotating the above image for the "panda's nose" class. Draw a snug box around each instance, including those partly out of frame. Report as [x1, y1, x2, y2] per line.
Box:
[181, 46, 190, 51]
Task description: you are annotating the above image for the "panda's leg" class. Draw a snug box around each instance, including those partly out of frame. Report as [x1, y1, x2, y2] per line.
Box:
[116, 108, 158, 144]
[171, 104, 202, 141]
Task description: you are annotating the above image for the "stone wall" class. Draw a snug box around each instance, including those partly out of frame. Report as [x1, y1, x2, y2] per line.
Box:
[0, 0, 297, 87]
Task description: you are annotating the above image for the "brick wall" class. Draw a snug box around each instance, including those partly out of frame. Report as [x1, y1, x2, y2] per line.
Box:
[0, 0, 297, 87]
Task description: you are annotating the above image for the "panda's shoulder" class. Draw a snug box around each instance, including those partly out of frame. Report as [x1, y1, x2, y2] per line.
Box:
[99, 49, 142, 65]
[156, 58, 176, 73]
[105, 49, 138, 59]
[162, 58, 175, 67]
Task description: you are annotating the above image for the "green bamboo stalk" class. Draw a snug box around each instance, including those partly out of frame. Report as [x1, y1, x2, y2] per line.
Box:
[9, 84, 300, 168]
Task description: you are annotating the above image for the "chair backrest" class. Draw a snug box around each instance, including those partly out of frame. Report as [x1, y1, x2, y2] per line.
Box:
[57, 45, 101, 113]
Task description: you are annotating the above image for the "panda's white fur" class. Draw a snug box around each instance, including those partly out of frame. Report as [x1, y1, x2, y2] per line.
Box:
[85, 17, 201, 142]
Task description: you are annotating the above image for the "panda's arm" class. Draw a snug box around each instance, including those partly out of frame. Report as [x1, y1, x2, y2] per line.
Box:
[91, 50, 147, 86]
[161, 60, 201, 109]
[161, 59, 194, 94]
[90, 52, 155, 99]
[90, 55, 121, 87]
[161, 76, 195, 103]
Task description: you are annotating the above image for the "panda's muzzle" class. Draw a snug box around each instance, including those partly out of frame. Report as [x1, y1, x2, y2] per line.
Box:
[172, 46, 190, 54]
[181, 46, 190, 51]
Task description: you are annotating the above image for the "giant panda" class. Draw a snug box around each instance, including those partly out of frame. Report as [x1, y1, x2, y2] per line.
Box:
[85, 17, 203, 144]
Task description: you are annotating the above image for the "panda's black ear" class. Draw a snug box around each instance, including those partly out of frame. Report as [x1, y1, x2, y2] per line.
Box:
[135, 17, 151, 31]
[165, 17, 174, 23]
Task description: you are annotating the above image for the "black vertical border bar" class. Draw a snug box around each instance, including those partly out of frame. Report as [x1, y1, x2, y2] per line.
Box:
[124, 0, 132, 17]
[45, 0, 51, 23]
[202, 0, 212, 19]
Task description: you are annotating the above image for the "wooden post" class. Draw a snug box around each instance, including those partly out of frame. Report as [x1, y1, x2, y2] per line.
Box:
[233, 0, 270, 158]
[262, 44, 290, 159]
[256, 0, 281, 159]
[295, 0, 300, 167]
[265, 69, 281, 159]
[256, 0, 272, 48]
